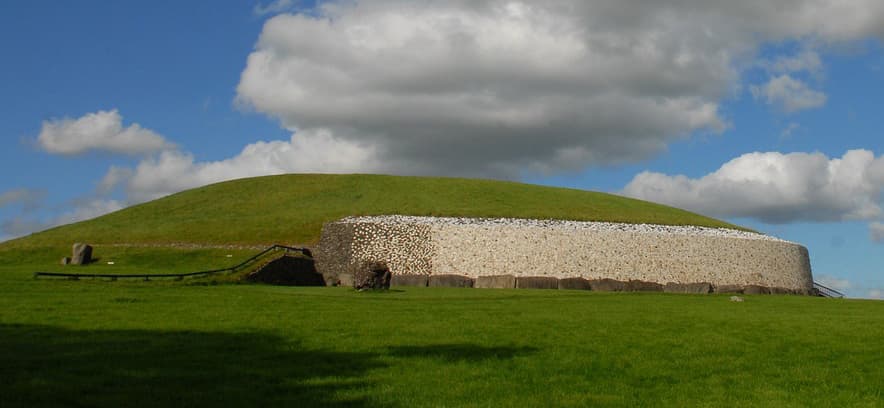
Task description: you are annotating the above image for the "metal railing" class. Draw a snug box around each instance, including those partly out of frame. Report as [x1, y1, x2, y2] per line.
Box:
[33, 244, 311, 281]
[813, 282, 845, 298]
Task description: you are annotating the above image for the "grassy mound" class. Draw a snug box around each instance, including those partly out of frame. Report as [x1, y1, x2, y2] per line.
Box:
[2, 174, 743, 249]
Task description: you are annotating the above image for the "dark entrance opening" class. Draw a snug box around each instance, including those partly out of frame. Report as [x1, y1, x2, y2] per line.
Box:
[246, 255, 325, 286]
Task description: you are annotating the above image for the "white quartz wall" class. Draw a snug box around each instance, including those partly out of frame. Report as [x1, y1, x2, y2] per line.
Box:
[324, 216, 813, 291]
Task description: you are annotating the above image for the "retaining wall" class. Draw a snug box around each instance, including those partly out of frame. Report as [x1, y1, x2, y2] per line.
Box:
[315, 216, 813, 292]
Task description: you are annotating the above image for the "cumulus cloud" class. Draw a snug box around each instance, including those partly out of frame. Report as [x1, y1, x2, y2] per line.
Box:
[871, 222, 884, 242]
[816, 275, 852, 291]
[37, 109, 174, 156]
[751, 75, 827, 113]
[104, 128, 383, 203]
[759, 50, 823, 75]
[0, 189, 45, 211]
[234, 0, 884, 177]
[253, 0, 297, 16]
[622, 149, 884, 224]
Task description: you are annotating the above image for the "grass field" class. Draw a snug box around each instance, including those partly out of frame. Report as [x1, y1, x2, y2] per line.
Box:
[1, 266, 882, 407]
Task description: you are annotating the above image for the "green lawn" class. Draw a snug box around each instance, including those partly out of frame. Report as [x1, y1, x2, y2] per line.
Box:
[1, 270, 881, 407]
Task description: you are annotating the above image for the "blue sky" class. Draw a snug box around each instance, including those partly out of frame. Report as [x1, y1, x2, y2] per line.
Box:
[1, 1, 882, 298]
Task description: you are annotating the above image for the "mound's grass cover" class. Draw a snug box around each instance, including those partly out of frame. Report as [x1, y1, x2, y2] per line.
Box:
[1, 174, 744, 249]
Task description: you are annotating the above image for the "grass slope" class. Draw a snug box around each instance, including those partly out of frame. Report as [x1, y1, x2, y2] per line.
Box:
[3, 174, 743, 249]
[1, 279, 881, 407]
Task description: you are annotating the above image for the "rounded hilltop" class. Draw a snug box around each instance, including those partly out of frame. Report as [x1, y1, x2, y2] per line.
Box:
[2, 174, 746, 249]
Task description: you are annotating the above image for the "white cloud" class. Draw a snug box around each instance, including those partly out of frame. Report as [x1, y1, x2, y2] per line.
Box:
[37, 110, 174, 156]
[871, 222, 884, 242]
[107, 128, 383, 203]
[234, 0, 884, 177]
[868, 289, 884, 299]
[759, 50, 823, 74]
[0, 189, 45, 210]
[751, 75, 827, 113]
[816, 275, 852, 291]
[253, 0, 296, 16]
[781, 122, 801, 138]
[622, 149, 884, 224]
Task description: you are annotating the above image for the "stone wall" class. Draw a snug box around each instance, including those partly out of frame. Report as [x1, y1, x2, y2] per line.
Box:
[315, 216, 814, 292]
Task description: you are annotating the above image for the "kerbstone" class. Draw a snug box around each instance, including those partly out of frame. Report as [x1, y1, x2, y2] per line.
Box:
[392, 274, 429, 287]
[558, 277, 592, 290]
[516, 276, 559, 289]
[664, 282, 713, 294]
[429, 274, 474, 288]
[475, 275, 516, 289]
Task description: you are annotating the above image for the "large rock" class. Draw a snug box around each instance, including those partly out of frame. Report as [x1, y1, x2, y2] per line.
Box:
[429, 274, 474, 288]
[624, 280, 663, 292]
[246, 255, 324, 286]
[715, 284, 744, 294]
[392, 274, 429, 287]
[589, 278, 626, 292]
[516, 276, 559, 289]
[664, 282, 713, 294]
[743, 285, 771, 295]
[71, 243, 93, 265]
[558, 277, 592, 290]
[475, 275, 516, 289]
[353, 261, 392, 290]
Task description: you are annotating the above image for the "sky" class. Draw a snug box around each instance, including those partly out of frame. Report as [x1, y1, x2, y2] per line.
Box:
[1, 1, 882, 298]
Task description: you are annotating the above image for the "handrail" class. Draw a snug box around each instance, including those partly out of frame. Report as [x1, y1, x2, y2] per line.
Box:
[33, 244, 311, 281]
[813, 281, 845, 298]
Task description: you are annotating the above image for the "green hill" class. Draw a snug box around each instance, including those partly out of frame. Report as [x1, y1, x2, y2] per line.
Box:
[2, 174, 743, 249]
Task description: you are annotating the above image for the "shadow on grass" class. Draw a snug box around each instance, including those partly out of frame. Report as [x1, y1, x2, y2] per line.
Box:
[387, 344, 538, 361]
[0, 324, 384, 408]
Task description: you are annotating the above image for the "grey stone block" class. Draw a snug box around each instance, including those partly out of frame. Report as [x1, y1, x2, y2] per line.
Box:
[391, 274, 429, 287]
[353, 261, 391, 290]
[429, 274, 474, 288]
[714, 284, 744, 294]
[71, 243, 93, 265]
[624, 280, 663, 292]
[664, 282, 713, 294]
[475, 275, 516, 289]
[516, 276, 559, 289]
[337, 273, 354, 287]
[558, 277, 592, 290]
[589, 278, 625, 292]
[743, 285, 771, 295]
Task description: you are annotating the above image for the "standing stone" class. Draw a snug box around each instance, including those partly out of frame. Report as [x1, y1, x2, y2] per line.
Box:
[352, 260, 391, 290]
[71, 243, 93, 265]
[61, 257, 71, 265]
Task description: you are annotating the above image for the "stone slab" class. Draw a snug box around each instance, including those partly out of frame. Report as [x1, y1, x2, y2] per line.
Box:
[516, 276, 559, 289]
[475, 275, 516, 289]
[558, 277, 592, 290]
[589, 278, 625, 292]
[664, 282, 713, 294]
[391, 274, 429, 287]
[429, 274, 474, 288]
